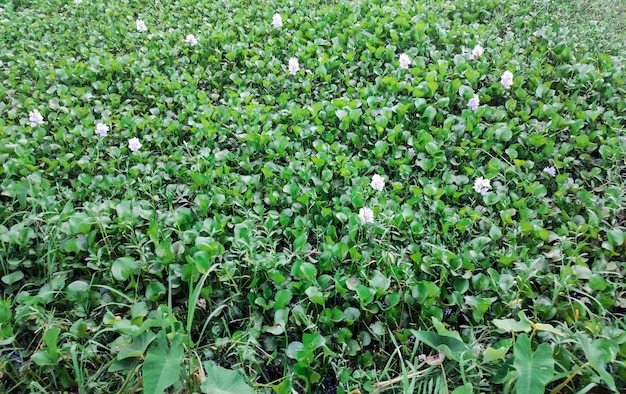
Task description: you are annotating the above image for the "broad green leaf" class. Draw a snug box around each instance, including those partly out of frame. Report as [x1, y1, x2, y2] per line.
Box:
[192, 250, 212, 273]
[143, 331, 184, 394]
[66, 280, 90, 302]
[200, 363, 255, 394]
[300, 262, 317, 281]
[513, 334, 554, 394]
[369, 271, 390, 292]
[274, 289, 292, 310]
[0, 301, 11, 323]
[607, 229, 624, 247]
[234, 223, 250, 243]
[483, 346, 510, 363]
[451, 383, 473, 394]
[410, 330, 472, 361]
[495, 125, 512, 141]
[117, 331, 157, 360]
[576, 333, 617, 391]
[111, 257, 139, 281]
[305, 286, 325, 306]
[302, 333, 326, 351]
[294, 233, 307, 251]
[335, 109, 348, 120]
[493, 318, 531, 333]
[155, 239, 175, 265]
[32, 327, 61, 366]
[68, 212, 93, 234]
[2, 271, 24, 285]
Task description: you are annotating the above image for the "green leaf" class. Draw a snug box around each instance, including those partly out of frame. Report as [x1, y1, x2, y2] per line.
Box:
[143, 331, 184, 394]
[32, 326, 61, 366]
[1, 271, 24, 285]
[513, 334, 554, 394]
[607, 229, 624, 247]
[294, 233, 307, 251]
[451, 383, 473, 394]
[421, 106, 437, 123]
[305, 286, 325, 306]
[66, 280, 90, 302]
[111, 257, 139, 281]
[274, 289, 292, 310]
[493, 318, 531, 333]
[68, 212, 93, 234]
[495, 125, 513, 141]
[302, 333, 326, 351]
[410, 330, 472, 361]
[370, 270, 390, 292]
[234, 223, 250, 243]
[300, 262, 317, 281]
[0, 301, 11, 324]
[483, 346, 510, 363]
[335, 109, 348, 120]
[576, 333, 617, 391]
[155, 239, 175, 265]
[200, 363, 255, 394]
[192, 250, 212, 273]
[117, 331, 157, 360]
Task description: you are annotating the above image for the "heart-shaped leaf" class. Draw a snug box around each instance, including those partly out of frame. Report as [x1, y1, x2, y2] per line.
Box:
[513, 334, 554, 394]
[142, 331, 183, 394]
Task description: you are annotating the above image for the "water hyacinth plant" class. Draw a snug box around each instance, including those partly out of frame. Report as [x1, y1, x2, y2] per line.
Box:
[1, 0, 625, 393]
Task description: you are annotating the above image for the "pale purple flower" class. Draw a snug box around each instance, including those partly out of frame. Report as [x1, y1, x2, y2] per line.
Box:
[399, 53, 411, 69]
[288, 57, 299, 75]
[468, 94, 480, 111]
[128, 137, 142, 152]
[358, 207, 374, 225]
[272, 14, 283, 28]
[370, 174, 385, 191]
[473, 177, 491, 195]
[408, 147, 415, 155]
[95, 123, 109, 137]
[184, 34, 198, 46]
[136, 19, 147, 32]
[29, 109, 44, 127]
[501, 70, 514, 90]
[543, 166, 556, 177]
[470, 45, 484, 60]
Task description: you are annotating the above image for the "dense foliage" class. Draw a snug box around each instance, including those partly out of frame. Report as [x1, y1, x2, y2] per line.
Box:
[1, 0, 625, 392]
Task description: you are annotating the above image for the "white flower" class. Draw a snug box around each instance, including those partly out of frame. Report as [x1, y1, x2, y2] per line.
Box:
[467, 94, 480, 111]
[128, 137, 142, 152]
[470, 45, 484, 60]
[28, 109, 44, 127]
[74, 0, 82, 4]
[408, 147, 415, 155]
[272, 13, 283, 28]
[370, 174, 385, 191]
[358, 207, 374, 225]
[399, 53, 411, 69]
[543, 166, 556, 177]
[184, 34, 198, 46]
[473, 177, 491, 195]
[288, 57, 299, 75]
[501, 70, 514, 90]
[136, 19, 147, 32]
[95, 123, 109, 137]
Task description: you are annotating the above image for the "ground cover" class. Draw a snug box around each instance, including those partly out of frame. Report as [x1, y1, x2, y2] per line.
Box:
[1, 0, 625, 392]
